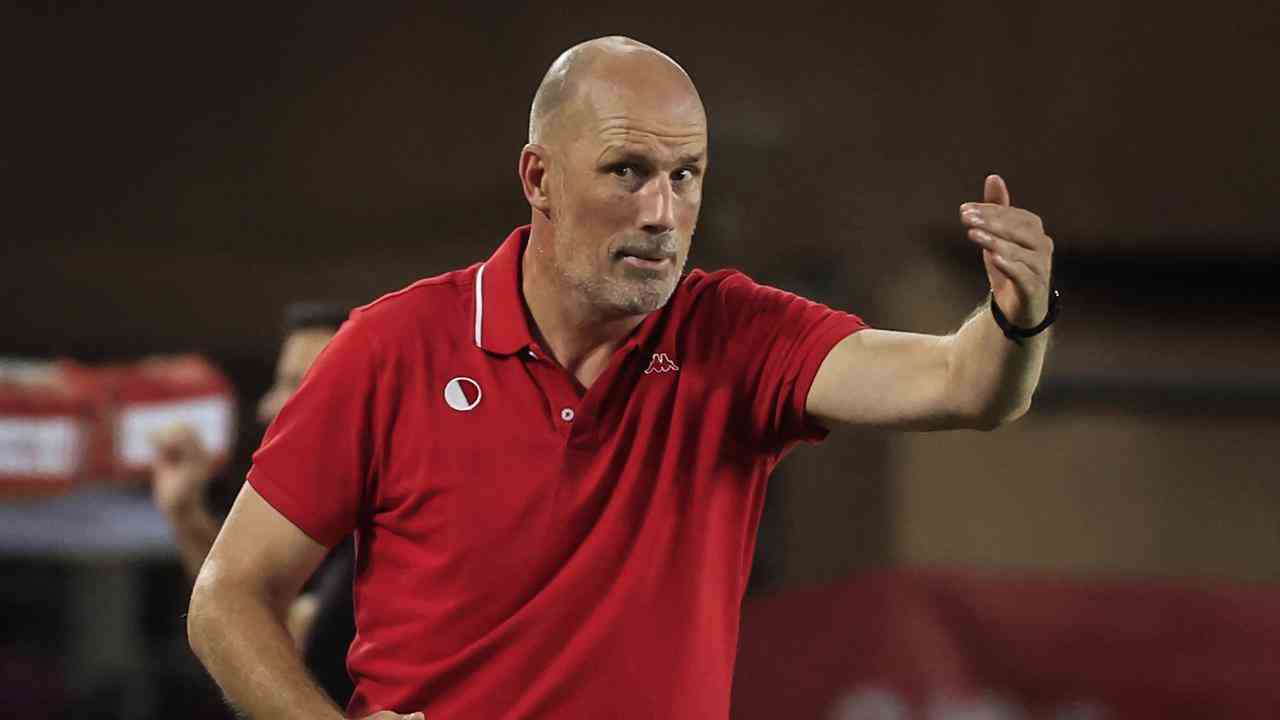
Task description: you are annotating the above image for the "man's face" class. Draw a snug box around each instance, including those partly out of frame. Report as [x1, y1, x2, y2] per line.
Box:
[543, 78, 707, 317]
[256, 327, 335, 424]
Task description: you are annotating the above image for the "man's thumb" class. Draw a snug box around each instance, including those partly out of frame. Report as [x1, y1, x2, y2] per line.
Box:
[403, 714, 424, 720]
[984, 174, 1011, 207]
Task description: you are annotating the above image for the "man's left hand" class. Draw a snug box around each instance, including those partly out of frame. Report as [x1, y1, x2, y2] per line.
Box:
[959, 174, 1054, 328]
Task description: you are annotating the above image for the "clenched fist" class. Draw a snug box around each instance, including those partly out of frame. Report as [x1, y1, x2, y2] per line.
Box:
[149, 422, 217, 516]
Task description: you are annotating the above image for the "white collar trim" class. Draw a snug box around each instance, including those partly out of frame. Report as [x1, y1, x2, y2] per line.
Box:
[473, 263, 486, 348]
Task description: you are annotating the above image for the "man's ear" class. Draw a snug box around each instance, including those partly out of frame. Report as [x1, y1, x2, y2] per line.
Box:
[518, 144, 552, 218]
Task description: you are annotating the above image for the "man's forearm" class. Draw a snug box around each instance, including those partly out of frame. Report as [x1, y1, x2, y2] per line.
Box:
[163, 503, 223, 581]
[189, 578, 345, 720]
[947, 300, 1049, 428]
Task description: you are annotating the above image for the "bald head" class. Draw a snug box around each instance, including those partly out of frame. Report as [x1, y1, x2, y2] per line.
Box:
[528, 36, 705, 146]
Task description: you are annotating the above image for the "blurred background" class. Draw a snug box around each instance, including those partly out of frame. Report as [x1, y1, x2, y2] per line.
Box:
[3, 1, 1278, 718]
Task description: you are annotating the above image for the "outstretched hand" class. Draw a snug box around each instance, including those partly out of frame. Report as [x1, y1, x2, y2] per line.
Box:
[960, 175, 1054, 328]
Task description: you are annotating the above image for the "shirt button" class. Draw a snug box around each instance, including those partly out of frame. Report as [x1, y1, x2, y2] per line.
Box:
[560, 408, 575, 422]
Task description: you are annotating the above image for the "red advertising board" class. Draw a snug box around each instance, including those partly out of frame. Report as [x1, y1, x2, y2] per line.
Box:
[733, 569, 1280, 719]
[0, 355, 235, 496]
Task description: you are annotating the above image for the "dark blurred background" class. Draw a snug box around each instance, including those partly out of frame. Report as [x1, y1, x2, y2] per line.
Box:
[3, 1, 1278, 718]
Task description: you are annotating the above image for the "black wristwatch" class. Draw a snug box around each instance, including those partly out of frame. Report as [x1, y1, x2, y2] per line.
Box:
[990, 288, 1060, 346]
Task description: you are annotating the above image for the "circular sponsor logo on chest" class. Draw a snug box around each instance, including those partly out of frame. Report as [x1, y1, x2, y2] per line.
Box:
[443, 376, 482, 411]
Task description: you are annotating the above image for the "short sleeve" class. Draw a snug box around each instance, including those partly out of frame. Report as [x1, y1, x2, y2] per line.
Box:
[247, 314, 383, 548]
[714, 272, 869, 450]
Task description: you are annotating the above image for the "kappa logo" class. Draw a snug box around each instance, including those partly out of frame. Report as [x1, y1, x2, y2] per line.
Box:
[443, 377, 482, 411]
[643, 352, 680, 374]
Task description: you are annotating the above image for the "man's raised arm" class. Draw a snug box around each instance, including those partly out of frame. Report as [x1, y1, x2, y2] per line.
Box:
[806, 174, 1054, 431]
[187, 483, 422, 720]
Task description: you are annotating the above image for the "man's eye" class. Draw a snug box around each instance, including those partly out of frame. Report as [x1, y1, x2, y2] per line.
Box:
[673, 168, 694, 182]
[611, 164, 634, 177]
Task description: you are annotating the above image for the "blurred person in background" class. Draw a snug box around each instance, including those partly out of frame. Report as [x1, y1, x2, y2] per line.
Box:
[149, 301, 356, 707]
[188, 36, 1056, 720]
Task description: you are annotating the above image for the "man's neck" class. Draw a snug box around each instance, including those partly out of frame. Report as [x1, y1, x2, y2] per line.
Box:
[521, 235, 646, 390]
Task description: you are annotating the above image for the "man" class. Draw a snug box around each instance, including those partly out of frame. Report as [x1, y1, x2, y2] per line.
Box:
[151, 301, 356, 707]
[188, 36, 1055, 720]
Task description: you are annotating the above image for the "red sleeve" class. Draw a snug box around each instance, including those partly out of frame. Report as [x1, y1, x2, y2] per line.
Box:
[246, 314, 383, 548]
[714, 272, 869, 450]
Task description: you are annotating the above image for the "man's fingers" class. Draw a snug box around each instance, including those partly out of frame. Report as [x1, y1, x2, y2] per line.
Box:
[968, 229, 1049, 279]
[149, 423, 211, 468]
[983, 174, 1010, 207]
[985, 247, 1050, 309]
[987, 249, 1038, 287]
[150, 423, 178, 448]
[960, 206, 1048, 253]
[151, 421, 199, 447]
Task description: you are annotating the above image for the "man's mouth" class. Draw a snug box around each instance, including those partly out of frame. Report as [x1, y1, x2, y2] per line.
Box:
[615, 248, 674, 269]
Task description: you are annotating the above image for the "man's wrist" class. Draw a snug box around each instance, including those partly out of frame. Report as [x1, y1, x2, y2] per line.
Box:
[990, 288, 1059, 346]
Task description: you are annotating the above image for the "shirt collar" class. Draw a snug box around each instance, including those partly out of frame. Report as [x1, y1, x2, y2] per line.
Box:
[474, 225, 536, 355]
[473, 225, 674, 357]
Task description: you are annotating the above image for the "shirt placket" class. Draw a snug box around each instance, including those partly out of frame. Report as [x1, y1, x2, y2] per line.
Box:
[521, 340, 643, 443]
[522, 345, 584, 440]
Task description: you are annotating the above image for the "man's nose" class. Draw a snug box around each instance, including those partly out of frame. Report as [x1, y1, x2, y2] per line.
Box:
[638, 174, 676, 235]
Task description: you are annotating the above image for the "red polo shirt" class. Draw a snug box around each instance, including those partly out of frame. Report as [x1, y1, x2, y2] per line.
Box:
[248, 226, 868, 719]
